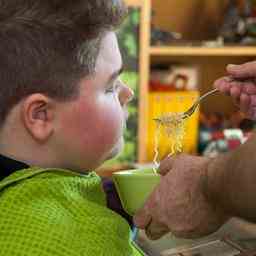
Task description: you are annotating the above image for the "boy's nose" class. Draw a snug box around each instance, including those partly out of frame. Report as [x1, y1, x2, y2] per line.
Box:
[119, 83, 134, 106]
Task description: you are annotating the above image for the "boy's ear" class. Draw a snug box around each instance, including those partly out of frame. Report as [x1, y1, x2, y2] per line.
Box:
[21, 94, 55, 143]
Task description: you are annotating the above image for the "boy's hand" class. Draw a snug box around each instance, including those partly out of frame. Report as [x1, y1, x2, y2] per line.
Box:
[214, 61, 256, 120]
[133, 154, 228, 240]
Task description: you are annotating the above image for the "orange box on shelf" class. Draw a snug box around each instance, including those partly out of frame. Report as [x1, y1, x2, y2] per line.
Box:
[147, 91, 200, 162]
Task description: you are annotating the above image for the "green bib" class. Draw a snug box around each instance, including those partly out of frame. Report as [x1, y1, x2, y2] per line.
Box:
[0, 168, 143, 256]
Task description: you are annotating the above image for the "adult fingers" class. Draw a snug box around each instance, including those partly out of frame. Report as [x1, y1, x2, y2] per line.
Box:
[133, 205, 152, 229]
[158, 153, 185, 175]
[248, 107, 256, 120]
[243, 83, 256, 95]
[134, 179, 164, 229]
[230, 86, 241, 100]
[213, 77, 231, 94]
[223, 79, 256, 95]
[239, 94, 251, 113]
[214, 77, 256, 100]
[250, 95, 256, 106]
[227, 62, 256, 79]
[158, 155, 175, 175]
[145, 220, 169, 240]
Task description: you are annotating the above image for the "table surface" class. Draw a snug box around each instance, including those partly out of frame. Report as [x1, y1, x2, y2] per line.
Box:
[135, 218, 256, 256]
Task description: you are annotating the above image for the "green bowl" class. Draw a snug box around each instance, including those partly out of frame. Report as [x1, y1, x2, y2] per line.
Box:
[113, 168, 160, 216]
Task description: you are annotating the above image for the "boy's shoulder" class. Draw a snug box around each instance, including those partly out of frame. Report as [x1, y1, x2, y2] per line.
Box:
[0, 167, 105, 208]
[0, 166, 98, 183]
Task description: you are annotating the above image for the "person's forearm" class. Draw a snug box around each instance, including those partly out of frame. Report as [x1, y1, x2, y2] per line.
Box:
[207, 131, 256, 222]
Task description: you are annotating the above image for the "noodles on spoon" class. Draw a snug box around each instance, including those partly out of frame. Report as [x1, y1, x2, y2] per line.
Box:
[153, 112, 187, 170]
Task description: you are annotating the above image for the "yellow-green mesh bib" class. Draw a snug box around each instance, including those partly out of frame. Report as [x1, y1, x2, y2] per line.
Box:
[0, 168, 143, 256]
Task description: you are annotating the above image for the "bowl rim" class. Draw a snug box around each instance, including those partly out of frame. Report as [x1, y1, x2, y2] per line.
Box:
[113, 169, 160, 177]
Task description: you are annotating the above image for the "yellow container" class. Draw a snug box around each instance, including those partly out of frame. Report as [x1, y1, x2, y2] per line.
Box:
[147, 91, 199, 161]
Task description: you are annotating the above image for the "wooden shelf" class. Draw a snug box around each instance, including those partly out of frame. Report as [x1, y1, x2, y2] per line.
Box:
[125, 0, 144, 7]
[122, 0, 256, 163]
[150, 46, 256, 57]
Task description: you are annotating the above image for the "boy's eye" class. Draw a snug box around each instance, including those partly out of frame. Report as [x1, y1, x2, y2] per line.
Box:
[105, 85, 115, 93]
[105, 80, 121, 93]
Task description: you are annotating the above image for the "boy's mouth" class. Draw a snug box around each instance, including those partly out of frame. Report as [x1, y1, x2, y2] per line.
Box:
[123, 109, 128, 130]
[123, 106, 129, 118]
[123, 120, 127, 131]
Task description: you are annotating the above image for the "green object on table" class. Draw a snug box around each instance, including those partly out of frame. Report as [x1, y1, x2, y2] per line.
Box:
[113, 169, 161, 216]
[0, 167, 143, 256]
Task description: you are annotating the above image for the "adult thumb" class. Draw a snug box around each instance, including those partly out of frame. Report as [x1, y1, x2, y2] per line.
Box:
[158, 155, 176, 175]
[227, 62, 256, 79]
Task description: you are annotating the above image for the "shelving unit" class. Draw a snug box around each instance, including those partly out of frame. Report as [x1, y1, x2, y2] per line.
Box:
[150, 46, 256, 57]
[125, 0, 256, 163]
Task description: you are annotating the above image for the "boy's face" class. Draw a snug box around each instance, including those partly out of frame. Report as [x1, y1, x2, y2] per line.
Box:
[54, 32, 133, 171]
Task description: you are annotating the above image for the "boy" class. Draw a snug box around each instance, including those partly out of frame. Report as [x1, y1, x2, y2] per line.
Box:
[0, 0, 142, 255]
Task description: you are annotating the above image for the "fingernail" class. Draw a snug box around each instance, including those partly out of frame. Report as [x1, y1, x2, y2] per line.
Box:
[227, 64, 239, 69]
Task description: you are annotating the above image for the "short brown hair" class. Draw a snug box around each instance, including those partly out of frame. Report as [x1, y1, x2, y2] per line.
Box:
[0, 0, 127, 124]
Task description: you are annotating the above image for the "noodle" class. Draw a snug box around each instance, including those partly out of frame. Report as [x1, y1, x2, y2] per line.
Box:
[153, 112, 187, 170]
[153, 121, 161, 168]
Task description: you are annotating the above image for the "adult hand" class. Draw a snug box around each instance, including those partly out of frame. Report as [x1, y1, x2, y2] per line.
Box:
[133, 154, 229, 240]
[214, 61, 256, 120]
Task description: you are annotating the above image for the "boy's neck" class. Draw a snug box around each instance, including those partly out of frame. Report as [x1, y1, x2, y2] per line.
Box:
[0, 119, 58, 169]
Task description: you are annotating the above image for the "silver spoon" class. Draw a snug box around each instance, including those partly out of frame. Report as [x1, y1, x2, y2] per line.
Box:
[153, 88, 219, 122]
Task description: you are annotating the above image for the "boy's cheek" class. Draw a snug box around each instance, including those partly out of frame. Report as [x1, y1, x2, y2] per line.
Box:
[58, 100, 124, 150]
[91, 122, 122, 149]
